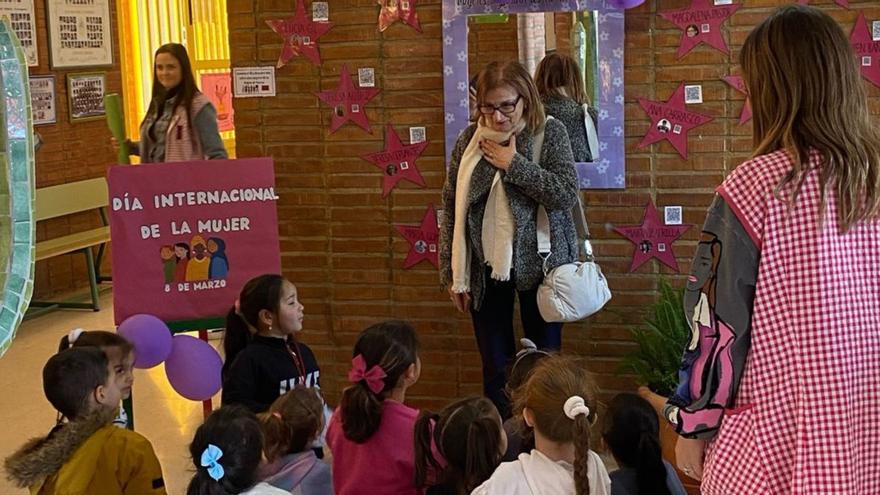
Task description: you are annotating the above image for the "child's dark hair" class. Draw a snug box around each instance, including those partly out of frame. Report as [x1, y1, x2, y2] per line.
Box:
[513, 355, 598, 495]
[602, 393, 671, 495]
[43, 347, 110, 420]
[187, 405, 264, 495]
[223, 274, 285, 376]
[414, 397, 503, 494]
[259, 387, 324, 463]
[58, 329, 134, 356]
[339, 320, 420, 443]
[506, 338, 551, 397]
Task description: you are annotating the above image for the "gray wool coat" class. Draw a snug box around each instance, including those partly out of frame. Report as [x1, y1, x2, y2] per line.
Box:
[439, 118, 580, 311]
[542, 94, 599, 163]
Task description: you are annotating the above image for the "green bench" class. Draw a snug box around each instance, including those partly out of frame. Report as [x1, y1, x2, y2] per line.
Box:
[30, 178, 110, 312]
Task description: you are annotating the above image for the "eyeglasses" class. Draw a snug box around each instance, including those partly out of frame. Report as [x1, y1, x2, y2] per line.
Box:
[478, 95, 522, 116]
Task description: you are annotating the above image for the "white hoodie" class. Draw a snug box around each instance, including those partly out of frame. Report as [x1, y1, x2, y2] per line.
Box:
[471, 449, 611, 495]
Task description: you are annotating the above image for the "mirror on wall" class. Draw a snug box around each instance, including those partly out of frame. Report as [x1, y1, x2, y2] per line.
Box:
[442, 0, 625, 189]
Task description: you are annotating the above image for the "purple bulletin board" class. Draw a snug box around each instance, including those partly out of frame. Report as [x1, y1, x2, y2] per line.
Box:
[442, 0, 626, 189]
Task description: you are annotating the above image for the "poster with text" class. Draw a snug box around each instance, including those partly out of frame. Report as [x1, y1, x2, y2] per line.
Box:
[0, 0, 38, 66]
[108, 158, 282, 325]
[29, 76, 56, 125]
[47, 0, 113, 68]
[201, 72, 234, 132]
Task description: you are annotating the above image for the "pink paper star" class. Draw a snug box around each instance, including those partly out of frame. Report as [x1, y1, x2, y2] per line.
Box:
[362, 124, 428, 197]
[613, 202, 692, 273]
[395, 204, 439, 269]
[316, 64, 381, 133]
[799, 0, 848, 9]
[377, 0, 421, 33]
[850, 12, 880, 89]
[722, 75, 752, 125]
[266, 0, 333, 67]
[660, 0, 740, 59]
[638, 83, 713, 160]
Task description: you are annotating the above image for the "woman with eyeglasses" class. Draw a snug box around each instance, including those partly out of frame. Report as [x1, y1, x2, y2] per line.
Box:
[438, 61, 579, 419]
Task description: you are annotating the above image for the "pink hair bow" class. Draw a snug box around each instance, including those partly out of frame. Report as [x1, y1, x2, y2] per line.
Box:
[348, 354, 387, 394]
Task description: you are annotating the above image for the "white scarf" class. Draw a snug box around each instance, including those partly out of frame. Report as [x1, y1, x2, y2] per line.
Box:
[451, 121, 523, 293]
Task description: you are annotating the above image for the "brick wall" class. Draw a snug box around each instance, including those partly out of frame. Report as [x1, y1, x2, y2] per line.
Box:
[225, 0, 880, 410]
[31, 0, 122, 298]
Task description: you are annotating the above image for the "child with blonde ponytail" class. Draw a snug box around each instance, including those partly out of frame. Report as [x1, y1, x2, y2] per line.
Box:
[472, 355, 610, 495]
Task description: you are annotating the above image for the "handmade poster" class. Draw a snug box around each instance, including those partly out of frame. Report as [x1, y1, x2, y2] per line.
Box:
[851, 12, 880, 89]
[378, 0, 421, 33]
[233, 67, 276, 98]
[395, 204, 439, 269]
[638, 82, 713, 160]
[29, 76, 56, 125]
[659, 0, 740, 59]
[266, 0, 333, 67]
[201, 72, 234, 132]
[67, 72, 106, 122]
[108, 158, 282, 325]
[361, 124, 427, 197]
[722, 75, 751, 124]
[316, 64, 381, 133]
[46, 0, 113, 68]
[0, 0, 38, 66]
[613, 202, 692, 273]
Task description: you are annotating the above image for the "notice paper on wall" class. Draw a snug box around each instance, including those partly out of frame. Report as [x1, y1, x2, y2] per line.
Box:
[233, 67, 276, 98]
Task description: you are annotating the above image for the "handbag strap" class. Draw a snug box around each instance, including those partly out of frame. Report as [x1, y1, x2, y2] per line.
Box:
[534, 119, 594, 261]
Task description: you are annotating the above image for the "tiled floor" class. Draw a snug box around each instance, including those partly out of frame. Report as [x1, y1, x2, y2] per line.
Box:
[0, 292, 216, 494]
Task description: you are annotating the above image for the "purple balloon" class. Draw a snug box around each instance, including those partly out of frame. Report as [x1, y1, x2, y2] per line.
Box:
[609, 0, 645, 8]
[164, 334, 223, 401]
[117, 314, 173, 369]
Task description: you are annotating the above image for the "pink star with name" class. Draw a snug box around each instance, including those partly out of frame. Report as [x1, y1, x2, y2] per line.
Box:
[850, 12, 880, 89]
[266, 0, 334, 67]
[377, 0, 421, 33]
[362, 124, 428, 197]
[638, 83, 713, 160]
[722, 75, 752, 125]
[614, 202, 692, 273]
[395, 204, 439, 269]
[316, 64, 381, 133]
[660, 0, 740, 59]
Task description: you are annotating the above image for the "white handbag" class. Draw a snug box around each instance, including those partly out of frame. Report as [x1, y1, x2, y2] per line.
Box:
[532, 119, 612, 322]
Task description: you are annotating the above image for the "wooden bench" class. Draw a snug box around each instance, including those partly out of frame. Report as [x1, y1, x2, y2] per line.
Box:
[31, 178, 110, 312]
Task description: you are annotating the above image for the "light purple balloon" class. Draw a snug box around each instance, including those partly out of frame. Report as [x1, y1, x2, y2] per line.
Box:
[609, 0, 645, 8]
[117, 314, 173, 369]
[164, 334, 223, 401]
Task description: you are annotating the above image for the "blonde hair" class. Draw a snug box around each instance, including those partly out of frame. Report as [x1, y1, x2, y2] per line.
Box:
[258, 387, 324, 463]
[534, 53, 588, 106]
[476, 61, 546, 133]
[741, 5, 880, 232]
[513, 355, 599, 495]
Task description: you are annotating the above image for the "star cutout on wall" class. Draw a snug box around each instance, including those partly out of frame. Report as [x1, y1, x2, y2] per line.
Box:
[316, 64, 381, 133]
[659, 0, 740, 59]
[395, 204, 439, 269]
[266, 0, 333, 67]
[850, 12, 880, 89]
[722, 75, 752, 125]
[613, 202, 692, 273]
[362, 124, 428, 197]
[377, 0, 422, 33]
[638, 83, 713, 160]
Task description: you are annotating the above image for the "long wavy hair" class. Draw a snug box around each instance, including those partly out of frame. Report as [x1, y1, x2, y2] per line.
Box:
[741, 5, 880, 232]
[143, 43, 200, 127]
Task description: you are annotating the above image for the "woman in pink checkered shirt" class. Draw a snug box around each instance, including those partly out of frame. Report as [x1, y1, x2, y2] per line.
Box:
[642, 5, 880, 494]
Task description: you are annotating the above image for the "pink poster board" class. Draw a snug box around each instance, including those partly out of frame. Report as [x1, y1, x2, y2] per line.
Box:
[201, 73, 234, 132]
[108, 158, 281, 324]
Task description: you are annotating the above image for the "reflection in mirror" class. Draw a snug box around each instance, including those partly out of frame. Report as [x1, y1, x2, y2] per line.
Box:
[443, 0, 625, 189]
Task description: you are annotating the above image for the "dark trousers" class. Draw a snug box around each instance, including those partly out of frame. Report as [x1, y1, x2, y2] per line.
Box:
[471, 274, 562, 419]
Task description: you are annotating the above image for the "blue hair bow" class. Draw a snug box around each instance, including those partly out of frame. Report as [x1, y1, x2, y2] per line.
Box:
[200, 444, 225, 481]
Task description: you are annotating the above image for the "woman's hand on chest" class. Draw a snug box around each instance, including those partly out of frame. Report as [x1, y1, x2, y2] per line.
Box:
[479, 133, 518, 171]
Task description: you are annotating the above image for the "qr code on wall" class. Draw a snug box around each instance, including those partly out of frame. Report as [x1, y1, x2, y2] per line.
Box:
[664, 206, 683, 225]
[358, 68, 375, 88]
[409, 126, 426, 144]
[873, 21, 880, 41]
[313, 2, 329, 22]
[684, 85, 703, 104]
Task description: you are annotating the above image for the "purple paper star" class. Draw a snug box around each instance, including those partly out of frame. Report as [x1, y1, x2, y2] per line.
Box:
[316, 64, 381, 133]
[266, 0, 333, 67]
[637, 83, 713, 160]
[660, 0, 740, 59]
[395, 205, 439, 269]
[614, 202, 692, 273]
[362, 124, 428, 197]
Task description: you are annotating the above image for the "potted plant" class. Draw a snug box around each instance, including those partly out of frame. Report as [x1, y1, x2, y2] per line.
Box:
[619, 278, 700, 494]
